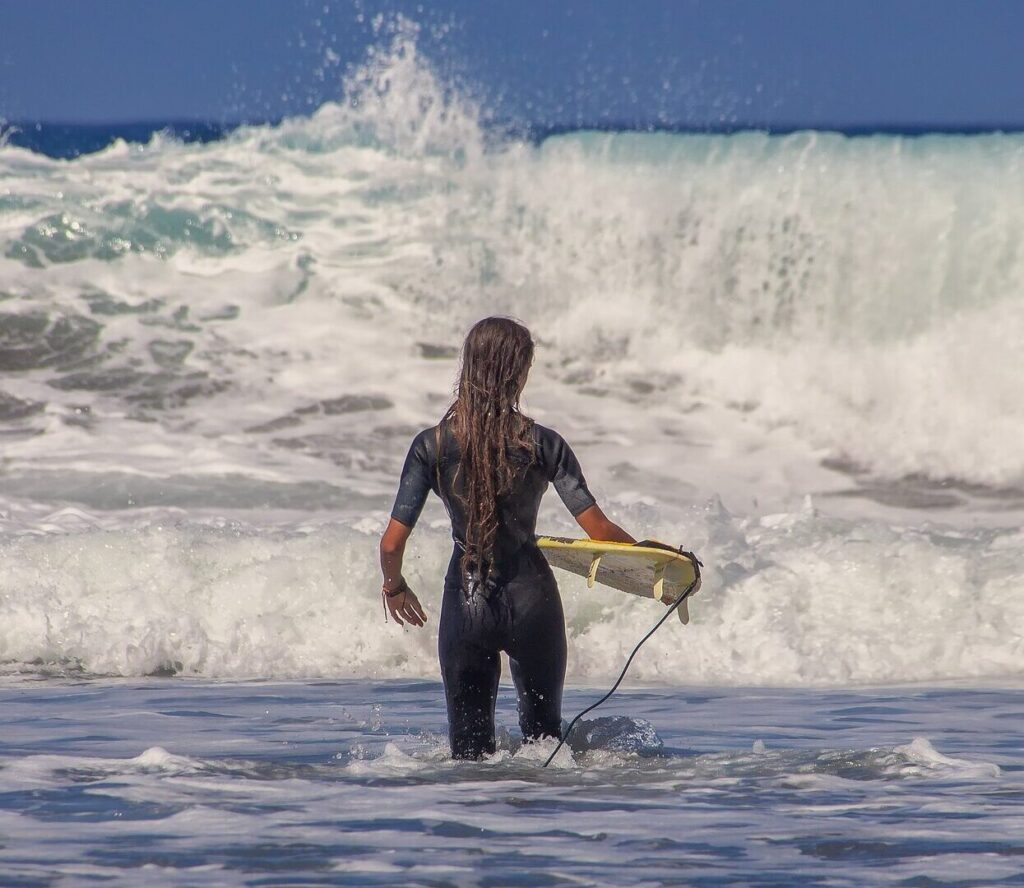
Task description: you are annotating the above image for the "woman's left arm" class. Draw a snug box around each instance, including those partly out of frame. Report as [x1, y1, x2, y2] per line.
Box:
[379, 518, 428, 627]
[574, 504, 636, 544]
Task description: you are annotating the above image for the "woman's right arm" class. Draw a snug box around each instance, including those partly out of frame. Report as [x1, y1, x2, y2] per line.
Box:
[381, 430, 434, 628]
[379, 518, 427, 627]
[574, 504, 635, 544]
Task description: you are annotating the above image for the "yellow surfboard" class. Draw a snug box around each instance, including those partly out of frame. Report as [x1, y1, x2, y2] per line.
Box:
[536, 536, 700, 624]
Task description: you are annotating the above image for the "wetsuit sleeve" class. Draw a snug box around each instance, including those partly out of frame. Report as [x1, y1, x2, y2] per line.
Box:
[390, 430, 434, 528]
[540, 427, 598, 517]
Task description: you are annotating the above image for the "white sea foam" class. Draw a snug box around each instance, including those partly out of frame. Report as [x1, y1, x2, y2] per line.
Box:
[0, 21, 1021, 508]
[0, 506, 1020, 683]
[892, 737, 1001, 779]
[0, 22, 1022, 685]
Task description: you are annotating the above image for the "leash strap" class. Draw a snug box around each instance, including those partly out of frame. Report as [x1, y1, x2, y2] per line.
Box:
[542, 552, 702, 768]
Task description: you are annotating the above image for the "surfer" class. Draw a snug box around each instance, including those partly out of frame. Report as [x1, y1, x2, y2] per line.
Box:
[379, 317, 636, 760]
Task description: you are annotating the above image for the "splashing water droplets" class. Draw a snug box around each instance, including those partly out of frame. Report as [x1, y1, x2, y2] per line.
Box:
[330, 15, 485, 161]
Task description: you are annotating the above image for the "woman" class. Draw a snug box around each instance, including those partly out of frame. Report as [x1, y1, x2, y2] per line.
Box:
[379, 317, 636, 760]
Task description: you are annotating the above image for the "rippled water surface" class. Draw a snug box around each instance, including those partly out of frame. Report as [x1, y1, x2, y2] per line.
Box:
[1, 679, 1021, 885]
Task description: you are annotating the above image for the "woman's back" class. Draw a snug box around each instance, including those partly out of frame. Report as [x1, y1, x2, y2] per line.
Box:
[391, 421, 597, 579]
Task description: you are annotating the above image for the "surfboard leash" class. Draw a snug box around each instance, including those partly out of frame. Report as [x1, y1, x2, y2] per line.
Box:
[542, 551, 703, 768]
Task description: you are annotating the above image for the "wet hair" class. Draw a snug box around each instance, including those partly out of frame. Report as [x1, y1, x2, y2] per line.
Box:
[443, 317, 535, 587]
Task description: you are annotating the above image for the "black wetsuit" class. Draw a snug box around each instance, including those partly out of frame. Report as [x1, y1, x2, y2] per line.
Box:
[390, 422, 597, 759]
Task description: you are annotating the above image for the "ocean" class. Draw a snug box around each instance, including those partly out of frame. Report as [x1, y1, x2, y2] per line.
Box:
[1, 22, 1022, 886]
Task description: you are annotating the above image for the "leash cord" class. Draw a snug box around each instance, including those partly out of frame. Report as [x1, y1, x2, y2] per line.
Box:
[542, 554, 701, 769]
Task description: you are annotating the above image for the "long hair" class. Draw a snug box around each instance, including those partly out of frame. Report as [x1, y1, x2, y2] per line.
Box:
[443, 317, 535, 587]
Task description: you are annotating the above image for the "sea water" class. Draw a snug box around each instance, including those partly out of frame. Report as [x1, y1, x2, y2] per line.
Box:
[0, 679, 1021, 886]
[1, 19, 1022, 885]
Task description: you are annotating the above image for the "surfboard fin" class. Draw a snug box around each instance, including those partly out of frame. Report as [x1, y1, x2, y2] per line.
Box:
[587, 554, 602, 589]
[676, 596, 690, 625]
[652, 562, 666, 602]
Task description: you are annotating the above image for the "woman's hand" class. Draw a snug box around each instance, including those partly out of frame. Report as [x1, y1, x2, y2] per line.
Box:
[383, 583, 428, 628]
[380, 518, 426, 626]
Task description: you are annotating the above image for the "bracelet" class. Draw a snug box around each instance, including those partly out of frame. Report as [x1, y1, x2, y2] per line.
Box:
[383, 578, 408, 598]
[381, 578, 409, 623]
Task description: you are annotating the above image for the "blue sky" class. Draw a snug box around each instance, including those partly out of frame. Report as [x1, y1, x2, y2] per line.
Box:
[1, 0, 1022, 130]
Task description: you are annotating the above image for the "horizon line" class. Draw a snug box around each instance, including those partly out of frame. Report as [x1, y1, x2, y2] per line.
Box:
[5, 117, 1024, 135]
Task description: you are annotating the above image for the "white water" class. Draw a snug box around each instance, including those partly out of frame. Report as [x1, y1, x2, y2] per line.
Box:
[1, 505, 1021, 684]
[1, 20, 1022, 683]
